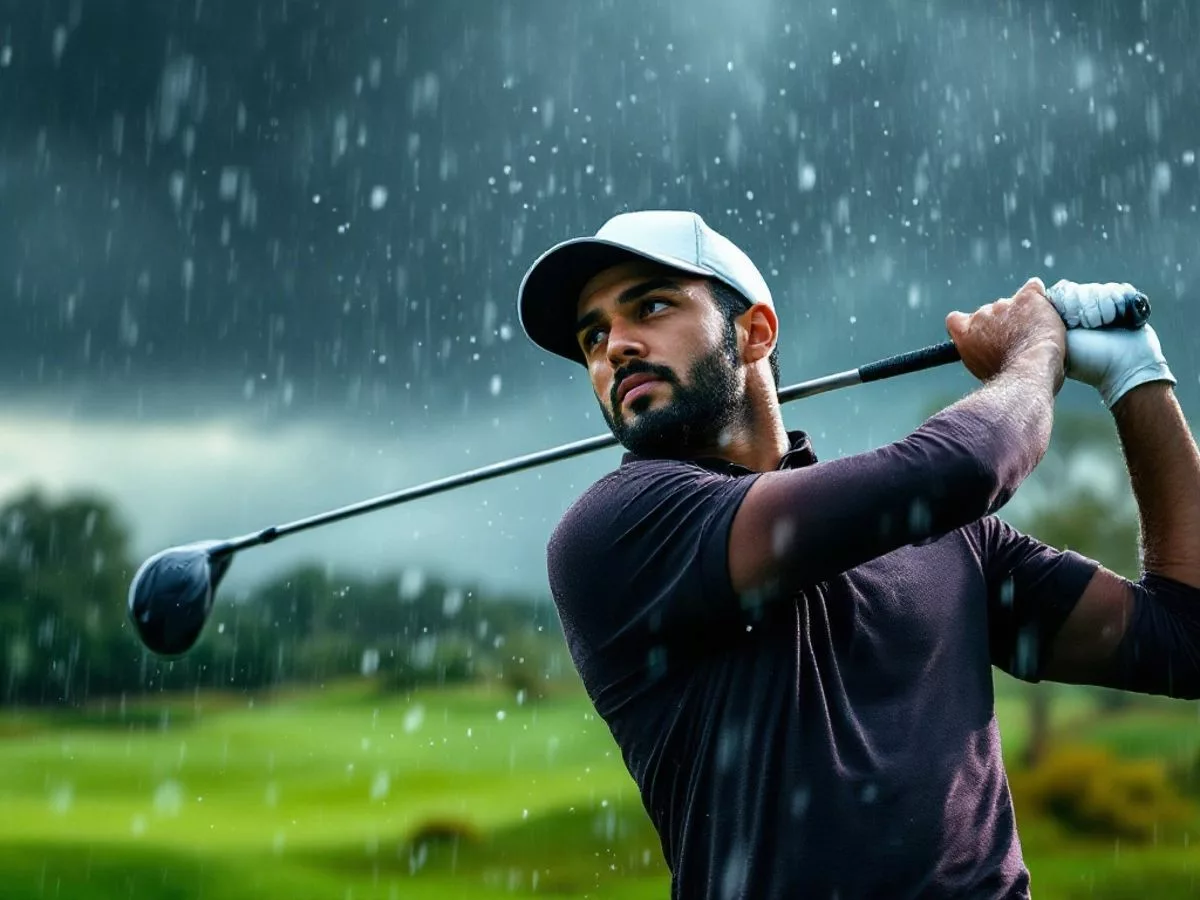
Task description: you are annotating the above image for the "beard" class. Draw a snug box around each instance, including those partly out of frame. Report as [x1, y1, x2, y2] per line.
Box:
[601, 328, 752, 459]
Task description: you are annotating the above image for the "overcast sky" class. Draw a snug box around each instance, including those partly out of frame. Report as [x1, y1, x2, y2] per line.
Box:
[1, 0, 1197, 598]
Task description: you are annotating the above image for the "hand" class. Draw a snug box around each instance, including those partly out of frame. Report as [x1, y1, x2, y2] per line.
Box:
[1044, 279, 1177, 409]
[946, 277, 1067, 389]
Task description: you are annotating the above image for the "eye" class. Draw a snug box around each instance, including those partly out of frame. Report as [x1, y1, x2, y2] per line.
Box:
[641, 298, 671, 316]
[581, 325, 607, 351]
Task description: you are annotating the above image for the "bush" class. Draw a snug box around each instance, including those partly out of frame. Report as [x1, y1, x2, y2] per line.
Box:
[1010, 745, 1195, 843]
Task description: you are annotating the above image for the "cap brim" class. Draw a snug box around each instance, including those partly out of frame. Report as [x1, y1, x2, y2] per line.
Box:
[518, 237, 711, 365]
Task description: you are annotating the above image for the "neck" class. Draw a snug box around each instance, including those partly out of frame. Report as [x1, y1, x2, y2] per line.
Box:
[710, 402, 791, 472]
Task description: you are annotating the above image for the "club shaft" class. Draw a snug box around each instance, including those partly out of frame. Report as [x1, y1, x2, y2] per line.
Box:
[218, 339, 964, 553]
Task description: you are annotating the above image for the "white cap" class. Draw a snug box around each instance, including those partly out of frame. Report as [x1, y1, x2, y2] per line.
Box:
[518, 210, 773, 365]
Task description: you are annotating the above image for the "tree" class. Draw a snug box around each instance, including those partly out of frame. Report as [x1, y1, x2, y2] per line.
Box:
[0, 488, 137, 703]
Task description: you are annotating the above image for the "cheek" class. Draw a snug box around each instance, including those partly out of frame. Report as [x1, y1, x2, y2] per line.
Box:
[590, 370, 611, 401]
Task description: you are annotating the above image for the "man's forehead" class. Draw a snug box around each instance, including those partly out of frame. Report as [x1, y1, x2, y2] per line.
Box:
[577, 259, 695, 311]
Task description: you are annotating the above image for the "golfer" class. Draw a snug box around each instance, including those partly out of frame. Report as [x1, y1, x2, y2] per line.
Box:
[517, 210, 1200, 899]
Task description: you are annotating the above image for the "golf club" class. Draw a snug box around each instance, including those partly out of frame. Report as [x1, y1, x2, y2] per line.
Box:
[127, 293, 1152, 658]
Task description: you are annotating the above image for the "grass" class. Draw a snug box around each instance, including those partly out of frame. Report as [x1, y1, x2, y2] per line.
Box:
[2, 677, 1200, 898]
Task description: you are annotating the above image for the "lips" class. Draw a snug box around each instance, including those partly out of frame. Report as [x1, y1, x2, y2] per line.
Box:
[616, 373, 663, 406]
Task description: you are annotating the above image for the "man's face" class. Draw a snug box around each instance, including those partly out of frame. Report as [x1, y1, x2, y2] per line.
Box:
[574, 260, 752, 458]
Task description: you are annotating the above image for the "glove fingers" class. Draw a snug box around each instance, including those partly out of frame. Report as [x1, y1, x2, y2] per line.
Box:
[1046, 279, 1081, 327]
[1081, 283, 1106, 328]
[1048, 279, 1140, 329]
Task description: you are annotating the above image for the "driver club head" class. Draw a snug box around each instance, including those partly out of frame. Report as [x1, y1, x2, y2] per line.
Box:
[127, 540, 234, 657]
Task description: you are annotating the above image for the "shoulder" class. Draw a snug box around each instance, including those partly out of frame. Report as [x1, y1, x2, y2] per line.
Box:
[546, 458, 759, 588]
[551, 459, 751, 546]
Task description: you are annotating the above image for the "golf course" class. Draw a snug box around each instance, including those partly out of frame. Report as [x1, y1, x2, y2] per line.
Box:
[3, 675, 1199, 899]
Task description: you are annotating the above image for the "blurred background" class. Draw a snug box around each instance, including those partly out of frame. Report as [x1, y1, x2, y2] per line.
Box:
[1, 0, 1198, 897]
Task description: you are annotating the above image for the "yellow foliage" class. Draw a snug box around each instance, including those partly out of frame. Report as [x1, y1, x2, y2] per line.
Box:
[1009, 745, 1194, 843]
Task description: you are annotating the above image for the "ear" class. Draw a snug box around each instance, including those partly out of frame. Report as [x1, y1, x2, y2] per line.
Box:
[737, 303, 778, 365]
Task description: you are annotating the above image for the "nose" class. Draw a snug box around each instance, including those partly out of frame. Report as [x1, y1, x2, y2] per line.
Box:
[605, 317, 647, 366]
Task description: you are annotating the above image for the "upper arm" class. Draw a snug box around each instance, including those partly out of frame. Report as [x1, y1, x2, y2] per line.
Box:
[1040, 566, 1136, 684]
[980, 517, 1200, 697]
[976, 515, 1103, 682]
[1047, 569, 1200, 698]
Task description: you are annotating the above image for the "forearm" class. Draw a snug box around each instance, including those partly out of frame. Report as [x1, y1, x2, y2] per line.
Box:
[1112, 383, 1200, 587]
[950, 346, 1060, 501]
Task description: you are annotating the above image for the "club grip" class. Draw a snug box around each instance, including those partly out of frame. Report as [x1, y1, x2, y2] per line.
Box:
[855, 292, 1150, 385]
[858, 341, 962, 382]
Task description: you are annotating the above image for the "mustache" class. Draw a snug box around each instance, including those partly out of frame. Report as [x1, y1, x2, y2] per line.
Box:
[612, 362, 677, 405]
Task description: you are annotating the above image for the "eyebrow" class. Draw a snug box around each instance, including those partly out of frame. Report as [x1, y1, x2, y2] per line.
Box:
[574, 278, 685, 339]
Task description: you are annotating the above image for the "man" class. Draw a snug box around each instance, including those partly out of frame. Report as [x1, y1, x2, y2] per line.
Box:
[516, 210, 1200, 898]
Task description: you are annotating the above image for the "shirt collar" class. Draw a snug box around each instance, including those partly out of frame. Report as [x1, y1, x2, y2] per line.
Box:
[620, 430, 818, 473]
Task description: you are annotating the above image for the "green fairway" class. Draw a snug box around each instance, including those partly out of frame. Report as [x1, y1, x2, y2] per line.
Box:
[2, 678, 1199, 898]
[0, 681, 668, 898]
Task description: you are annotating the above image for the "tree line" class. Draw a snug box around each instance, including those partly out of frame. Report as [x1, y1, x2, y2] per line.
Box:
[0, 487, 569, 706]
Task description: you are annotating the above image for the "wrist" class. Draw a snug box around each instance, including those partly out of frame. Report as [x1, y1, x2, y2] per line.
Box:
[1110, 379, 1175, 419]
[1003, 342, 1065, 392]
[1103, 361, 1177, 411]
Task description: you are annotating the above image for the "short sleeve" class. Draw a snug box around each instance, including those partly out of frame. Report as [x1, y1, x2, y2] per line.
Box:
[974, 515, 1099, 682]
[547, 460, 761, 677]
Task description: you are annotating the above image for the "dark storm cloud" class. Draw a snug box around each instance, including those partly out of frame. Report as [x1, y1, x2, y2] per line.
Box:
[0, 0, 1197, 595]
[2, 0, 1197, 421]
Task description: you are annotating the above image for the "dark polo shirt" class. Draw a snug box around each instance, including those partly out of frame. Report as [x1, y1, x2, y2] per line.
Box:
[546, 406, 1098, 899]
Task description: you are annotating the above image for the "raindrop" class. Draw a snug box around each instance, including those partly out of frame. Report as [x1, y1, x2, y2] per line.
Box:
[721, 853, 747, 899]
[798, 162, 817, 191]
[51, 26, 67, 64]
[218, 167, 239, 200]
[370, 771, 390, 800]
[49, 783, 74, 815]
[369, 186, 389, 209]
[361, 648, 380, 675]
[0, 46, 12, 67]
[791, 786, 810, 818]
[1151, 162, 1171, 194]
[403, 704, 425, 734]
[153, 780, 185, 817]
[1075, 58, 1095, 90]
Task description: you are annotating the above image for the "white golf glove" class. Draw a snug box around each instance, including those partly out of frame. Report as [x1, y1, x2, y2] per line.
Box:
[1046, 280, 1176, 409]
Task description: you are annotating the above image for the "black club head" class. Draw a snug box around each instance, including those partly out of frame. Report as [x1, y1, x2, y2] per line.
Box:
[127, 541, 234, 657]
